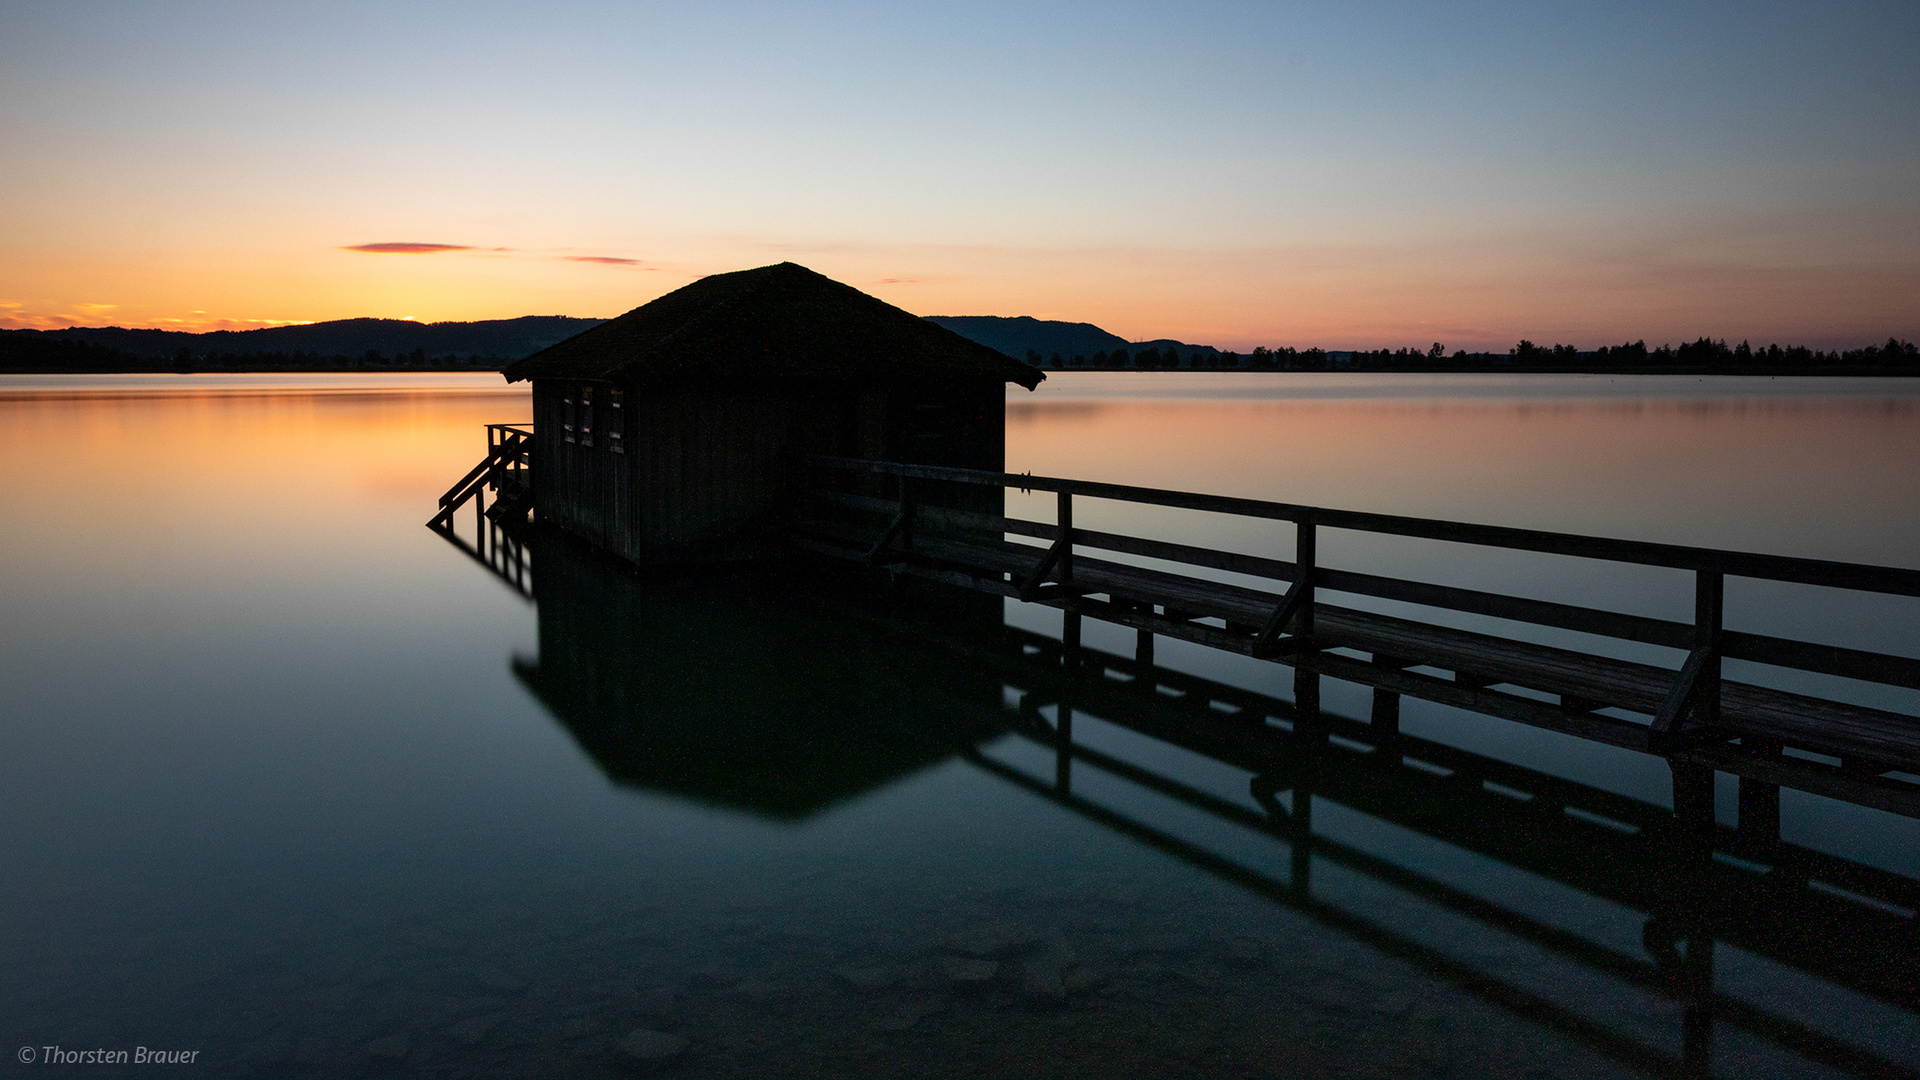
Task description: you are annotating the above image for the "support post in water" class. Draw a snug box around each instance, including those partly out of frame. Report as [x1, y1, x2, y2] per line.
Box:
[1295, 662, 1324, 747]
[1368, 653, 1409, 748]
[1666, 759, 1717, 1076]
[1290, 693, 1320, 898]
[1739, 739, 1783, 853]
[1055, 704, 1073, 794]
[898, 474, 915, 554]
[1371, 687, 1400, 744]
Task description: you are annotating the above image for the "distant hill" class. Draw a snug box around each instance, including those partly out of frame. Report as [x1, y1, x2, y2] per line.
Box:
[925, 315, 1219, 366]
[0, 315, 604, 372]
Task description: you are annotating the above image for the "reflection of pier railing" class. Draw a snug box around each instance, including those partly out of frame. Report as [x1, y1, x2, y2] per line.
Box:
[470, 521, 1918, 1078]
[798, 455, 1920, 822]
[966, 628, 1918, 1080]
[427, 423, 534, 599]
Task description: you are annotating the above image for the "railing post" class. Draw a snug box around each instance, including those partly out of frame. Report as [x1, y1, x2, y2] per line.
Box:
[1296, 511, 1316, 639]
[899, 474, 915, 554]
[1695, 569, 1723, 728]
[1057, 490, 1073, 586]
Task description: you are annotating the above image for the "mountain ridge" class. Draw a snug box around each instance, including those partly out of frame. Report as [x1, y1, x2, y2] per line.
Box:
[923, 315, 1219, 362]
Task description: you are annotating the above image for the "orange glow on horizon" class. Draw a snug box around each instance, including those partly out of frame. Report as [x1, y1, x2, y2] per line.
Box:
[2, 236, 1914, 350]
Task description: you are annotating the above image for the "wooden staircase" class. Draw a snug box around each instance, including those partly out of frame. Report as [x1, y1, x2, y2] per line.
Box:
[428, 424, 535, 598]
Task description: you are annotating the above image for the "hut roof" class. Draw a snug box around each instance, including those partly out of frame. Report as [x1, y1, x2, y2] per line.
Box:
[502, 261, 1044, 389]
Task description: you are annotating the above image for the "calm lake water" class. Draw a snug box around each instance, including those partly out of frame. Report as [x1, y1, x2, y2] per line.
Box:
[2, 372, 1917, 1077]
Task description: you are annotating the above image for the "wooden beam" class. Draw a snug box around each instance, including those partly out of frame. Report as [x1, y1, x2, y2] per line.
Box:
[1650, 646, 1713, 754]
[1650, 572, 1725, 754]
[1017, 491, 1073, 600]
[1253, 515, 1315, 658]
[863, 502, 914, 565]
[1016, 536, 1069, 599]
[1252, 577, 1311, 657]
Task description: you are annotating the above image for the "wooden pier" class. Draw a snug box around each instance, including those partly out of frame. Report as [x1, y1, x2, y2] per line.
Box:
[794, 455, 1920, 823]
[459, 524, 1919, 1079]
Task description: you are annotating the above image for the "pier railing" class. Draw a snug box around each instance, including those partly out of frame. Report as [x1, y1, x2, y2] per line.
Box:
[798, 454, 1920, 817]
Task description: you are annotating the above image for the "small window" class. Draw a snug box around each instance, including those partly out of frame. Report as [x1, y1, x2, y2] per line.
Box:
[608, 389, 624, 454]
[579, 385, 594, 447]
[562, 388, 576, 443]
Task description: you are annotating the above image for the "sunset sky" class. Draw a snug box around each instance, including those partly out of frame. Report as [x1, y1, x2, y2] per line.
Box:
[2, 1, 1916, 350]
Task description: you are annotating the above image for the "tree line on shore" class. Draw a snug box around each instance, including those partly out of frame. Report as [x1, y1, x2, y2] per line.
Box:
[1028, 337, 1920, 374]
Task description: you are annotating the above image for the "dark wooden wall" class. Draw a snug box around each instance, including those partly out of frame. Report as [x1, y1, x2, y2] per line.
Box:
[531, 374, 1008, 564]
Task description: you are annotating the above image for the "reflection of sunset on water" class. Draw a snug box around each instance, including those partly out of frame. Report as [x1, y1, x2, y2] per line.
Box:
[0, 375, 528, 593]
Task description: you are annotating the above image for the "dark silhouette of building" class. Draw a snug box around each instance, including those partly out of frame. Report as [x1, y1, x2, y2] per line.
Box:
[511, 536, 1012, 820]
[503, 262, 1043, 564]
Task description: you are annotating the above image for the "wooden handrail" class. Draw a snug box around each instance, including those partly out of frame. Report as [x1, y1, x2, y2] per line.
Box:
[804, 455, 1920, 597]
[437, 425, 532, 512]
[800, 461, 1920, 694]
[437, 447, 505, 509]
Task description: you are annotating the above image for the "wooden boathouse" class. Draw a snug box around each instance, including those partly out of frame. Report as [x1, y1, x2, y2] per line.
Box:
[495, 262, 1043, 564]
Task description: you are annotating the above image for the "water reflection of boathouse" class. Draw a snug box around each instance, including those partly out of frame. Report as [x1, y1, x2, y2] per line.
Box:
[512, 536, 1012, 820]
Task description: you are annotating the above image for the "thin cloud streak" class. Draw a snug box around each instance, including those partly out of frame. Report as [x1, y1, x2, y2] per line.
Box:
[342, 242, 473, 254]
[0, 311, 315, 331]
[564, 256, 641, 266]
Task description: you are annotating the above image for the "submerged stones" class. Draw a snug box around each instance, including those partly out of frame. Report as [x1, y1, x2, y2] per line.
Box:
[615, 1027, 689, 1065]
[1015, 942, 1078, 1003]
[939, 956, 1000, 985]
[446, 1011, 505, 1047]
[869, 993, 946, 1033]
[831, 964, 900, 993]
[946, 917, 1041, 958]
[363, 1032, 410, 1061]
[468, 965, 530, 995]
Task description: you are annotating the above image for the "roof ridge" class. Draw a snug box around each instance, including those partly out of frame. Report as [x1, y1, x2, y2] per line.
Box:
[502, 262, 1043, 389]
[653, 263, 782, 356]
